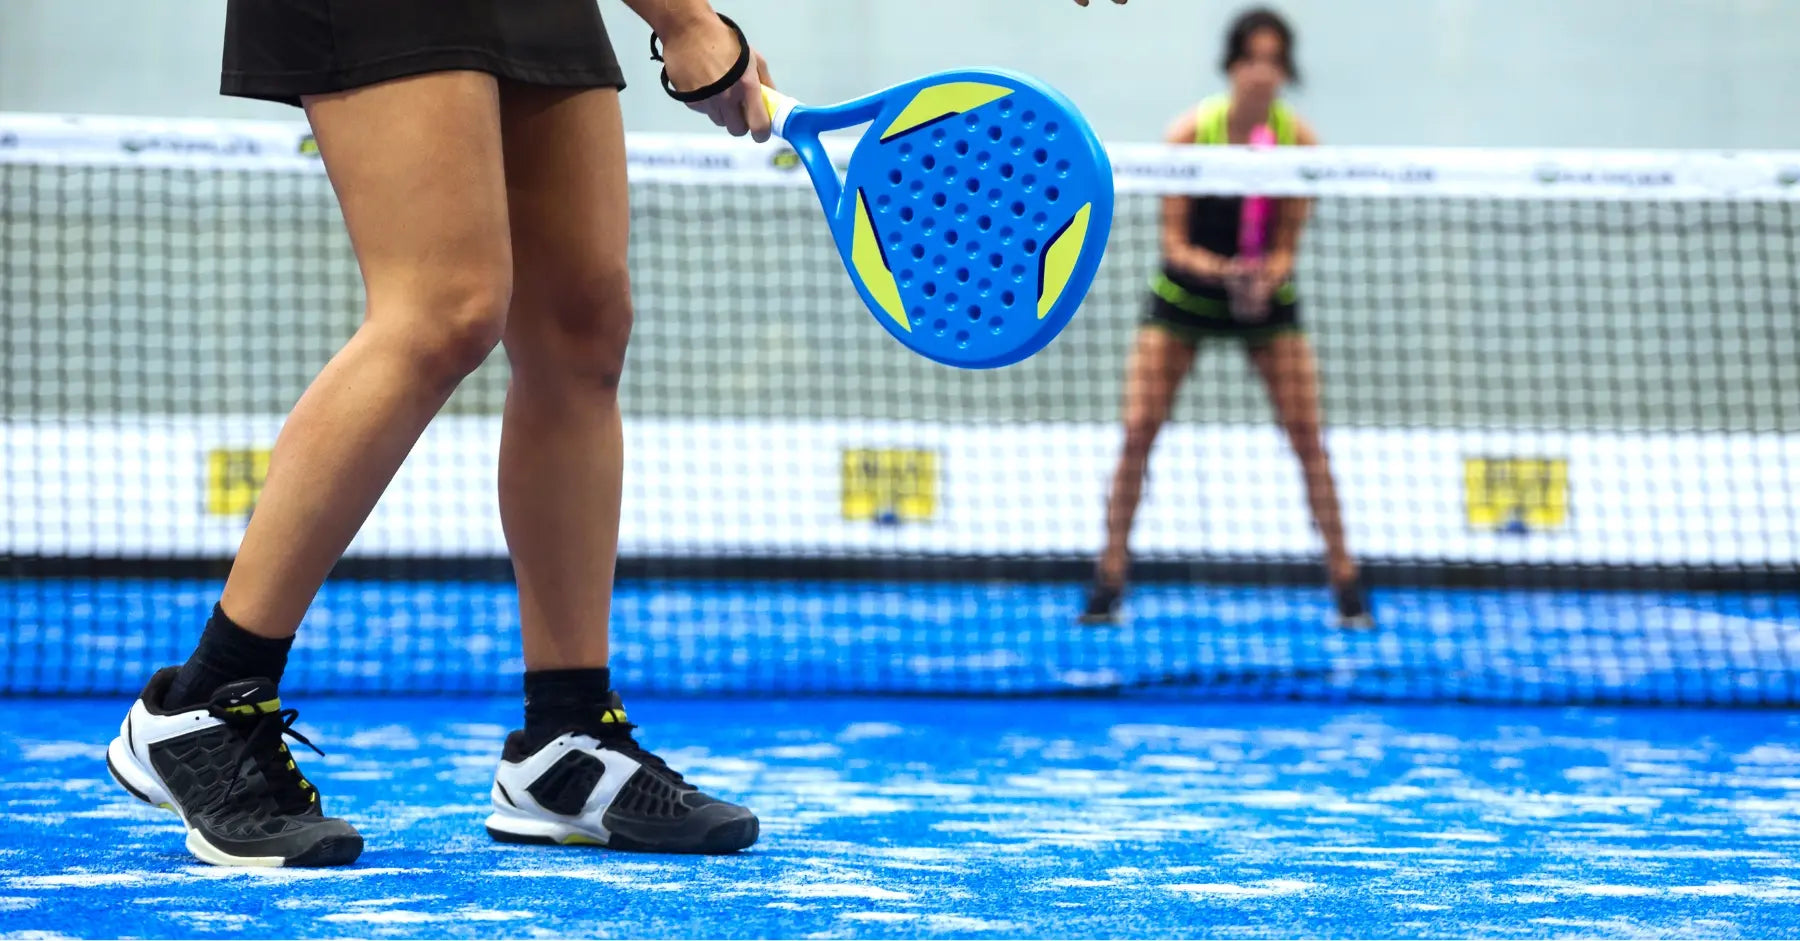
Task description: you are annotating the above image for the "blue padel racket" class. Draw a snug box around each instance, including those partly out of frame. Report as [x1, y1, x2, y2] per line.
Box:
[762, 70, 1114, 369]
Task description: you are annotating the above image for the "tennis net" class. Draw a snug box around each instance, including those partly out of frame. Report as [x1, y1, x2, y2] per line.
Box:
[3, 113, 1798, 703]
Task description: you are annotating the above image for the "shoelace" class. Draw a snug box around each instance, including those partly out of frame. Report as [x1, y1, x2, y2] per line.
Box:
[205, 704, 325, 815]
[584, 721, 690, 787]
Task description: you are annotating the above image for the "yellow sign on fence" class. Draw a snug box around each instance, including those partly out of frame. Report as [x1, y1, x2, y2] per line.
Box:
[205, 448, 272, 517]
[841, 449, 938, 524]
[1464, 456, 1569, 533]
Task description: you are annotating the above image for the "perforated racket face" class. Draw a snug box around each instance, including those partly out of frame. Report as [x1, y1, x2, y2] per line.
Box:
[835, 72, 1113, 369]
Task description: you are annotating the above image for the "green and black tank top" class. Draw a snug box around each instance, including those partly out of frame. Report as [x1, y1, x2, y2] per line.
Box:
[1154, 95, 1300, 302]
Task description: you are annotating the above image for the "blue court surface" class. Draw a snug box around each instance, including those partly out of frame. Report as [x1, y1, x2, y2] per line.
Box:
[3, 697, 1800, 937]
[6, 580, 1800, 702]
[3, 579, 1800, 938]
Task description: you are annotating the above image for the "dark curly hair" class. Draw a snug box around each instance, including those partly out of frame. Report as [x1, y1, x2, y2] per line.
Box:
[1221, 7, 1300, 86]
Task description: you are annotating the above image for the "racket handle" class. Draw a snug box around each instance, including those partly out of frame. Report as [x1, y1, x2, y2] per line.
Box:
[761, 86, 800, 140]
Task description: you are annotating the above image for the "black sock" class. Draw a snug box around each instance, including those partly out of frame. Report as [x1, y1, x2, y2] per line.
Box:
[164, 603, 296, 709]
[524, 667, 613, 744]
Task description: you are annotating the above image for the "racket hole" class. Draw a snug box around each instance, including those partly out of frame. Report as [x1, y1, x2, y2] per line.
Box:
[1000, 226, 1015, 243]
[1011, 202, 1026, 218]
[888, 170, 903, 185]
[946, 292, 959, 311]
[989, 253, 1004, 269]
[923, 282, 937, 298]
[1046, 121, 1061, 139]
[1000, 164, 1014, 181]
[933, 254, 948, 270]
[934, 318, 948, 335]
[966, 179, 981, 195]
[922, 155, 936, 170]
[1011, 264, 1027, 279]
[968, 305, 982, 322]
[899, 143, 913, 159]
[1046, 187, 1060, 203]
[1010, 136, 1024, 153]
[977, 151, 992, 167]
[944, 165, 958, 181]
[954, 203, 969, 219]
[956, 268, 971, 284]
[978, 278, 993, 294]
[955, 140, 970, 156]
[910, 181, 925, 194]
[990, 317, 1004, 333]
[911, 244, 926, 260]
[1034, 149, 1049, 166]
[988, 126, 1003, 142]
[964, 114, 980, 128]
[1055, 159, 1071, 177]
[900, 269, 914, 285]
[999, 98, 1015, 116]
[933, 193, 948, 209]
[977, 216, 992, 232]
[932, 127, 947, 143]
[877, 194, 892, 209]
[1034, 212, 1049, 228]
[1024, 239, 1039, 254]
[889, 232, 905, 249]
[1001, 290, 1016, 307]
[910, 306, 925, 325]
[900, 208, 914, 222]
[946, 231, 960, 246]
[1022, 110, 1037, 127]
[988, 189, 1003, 205]
[956, 329, 970, 346]
[1022, 174, 1037, 190]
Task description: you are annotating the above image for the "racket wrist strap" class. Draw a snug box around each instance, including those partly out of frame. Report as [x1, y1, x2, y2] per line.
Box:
[650, 12, 751, 104]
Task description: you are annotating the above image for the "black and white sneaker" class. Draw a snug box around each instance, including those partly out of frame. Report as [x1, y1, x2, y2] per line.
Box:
[485, 692, 759, 855]
[1079, 582, 1124, 626]
[105, 667, 363, 867]
[1333, 579, 1377, 631]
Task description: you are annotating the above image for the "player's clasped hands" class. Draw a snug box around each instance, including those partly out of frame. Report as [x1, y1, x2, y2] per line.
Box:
[1223, 258, 1276, 324]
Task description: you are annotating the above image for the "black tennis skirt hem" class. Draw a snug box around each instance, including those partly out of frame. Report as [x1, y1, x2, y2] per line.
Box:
[222, 49, 626, 108]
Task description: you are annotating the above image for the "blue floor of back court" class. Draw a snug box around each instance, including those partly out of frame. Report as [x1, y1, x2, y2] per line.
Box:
[3, 696, 1800, 938]
[4, 579, 1800, 702]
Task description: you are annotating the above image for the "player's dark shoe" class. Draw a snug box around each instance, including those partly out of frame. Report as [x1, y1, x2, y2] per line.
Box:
[1079, 581, 1124, 626]
[485, 691, 758, 855]
[106, 667, 363, 867]
[1333, 579, 1377, 631]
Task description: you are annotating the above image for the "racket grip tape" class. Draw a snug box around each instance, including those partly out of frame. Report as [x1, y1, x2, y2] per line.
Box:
[761, 86, 800, 139]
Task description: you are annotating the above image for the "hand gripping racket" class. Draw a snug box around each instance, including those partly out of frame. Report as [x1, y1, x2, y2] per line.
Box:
[761, 71, 1114, 369]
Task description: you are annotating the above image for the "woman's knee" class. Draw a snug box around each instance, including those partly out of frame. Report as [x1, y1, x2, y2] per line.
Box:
[507, 262, 634, 394]
[376, 264, 513, 387]
[1285, 419, 1328, 463]
[1123, 410, 1166, 459]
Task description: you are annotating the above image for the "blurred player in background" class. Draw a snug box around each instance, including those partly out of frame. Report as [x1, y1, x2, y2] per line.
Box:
[1082, 7, 1372, 630]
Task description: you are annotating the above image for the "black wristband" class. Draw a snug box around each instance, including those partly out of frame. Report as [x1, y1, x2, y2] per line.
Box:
[650, 13, 751, 104]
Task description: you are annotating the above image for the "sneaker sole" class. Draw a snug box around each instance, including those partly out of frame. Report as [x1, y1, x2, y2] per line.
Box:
[107, 735, 363, 868]
[485, 810, 759, 855]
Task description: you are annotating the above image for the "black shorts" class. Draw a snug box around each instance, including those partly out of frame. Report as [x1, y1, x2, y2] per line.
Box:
[222, 0, 627, 107]
[1142, 271, 1303, 347]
